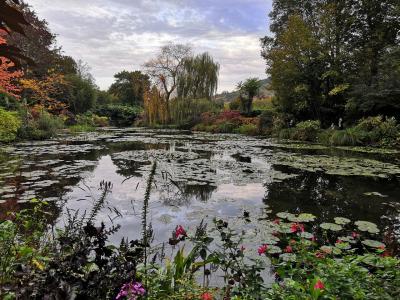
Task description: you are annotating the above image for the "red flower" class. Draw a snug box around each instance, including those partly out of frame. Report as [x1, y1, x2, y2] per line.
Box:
[298, 223, 305, 233]
[258, 244, 268, 255]
[378, 245, 385, 250]
[284, 246, 293, 253]
[314, 279, 325, 290]
[289, 239, 297, 245]
[290, 223, 298, 233]
[352, 232, 359, 239]
[315, 251, 325, 259]
[175, 225, 186, 238]
[336, 239, 343, 244]
[240, 245, 246, 252]
[201, 292, 213, 300]
[273, 218, 280, 224]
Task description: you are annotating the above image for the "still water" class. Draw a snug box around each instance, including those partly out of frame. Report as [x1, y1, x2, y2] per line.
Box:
[1, 128, 399, 244]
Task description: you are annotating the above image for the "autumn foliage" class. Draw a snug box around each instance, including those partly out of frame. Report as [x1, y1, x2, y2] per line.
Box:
[144, 86, 168, 125]
[0, 30, 23, 98]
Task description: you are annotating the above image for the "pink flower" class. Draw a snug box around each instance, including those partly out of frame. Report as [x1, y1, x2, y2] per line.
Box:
[289, 239, 297, 245]
[314, 279, 325, 290]
[315, 251, 325, 259]
[175, 225, 186, 238]
[240, 245, 246, 251]
[378, 245, 385, 250]
[352, 232, 359, 239]
[284, 246, 293, 253]
[201, 292, 213, 300]
[273, 218, 280, 224]
[258, 244, 268, 255]
[298, 223, 305, 232]
[336, 239, 343, 244]
[116, 282, 146, 300]
[311, 235, 316, 242]
[290, 223, 298, 233]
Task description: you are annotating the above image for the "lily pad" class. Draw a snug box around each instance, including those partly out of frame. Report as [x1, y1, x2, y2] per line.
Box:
[335, 241, 351, 250]
[355, 221, 379, 234]
[267, 245, 282, 254]
[334, 217, 351, 225]
[300, 232, 314, 239]
[320, 223, 343, 231]
[279, 253, 297, 262]
[320, 245, 342, 255]
[276, 212, 296, 220]
[297, 213, 316, 222]
[362, 240, 385, 249]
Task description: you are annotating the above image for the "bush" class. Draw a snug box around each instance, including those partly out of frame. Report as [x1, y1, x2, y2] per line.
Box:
[327, 128, 362, 146]
[235, 124, 259, 135]
[258, 110, 276, 135]
[93, 115, 109, 127]
[290, 120, 320, 141]
[0, 108, 21, 142]
[18, 110, 63, 140]
[95, 105, 142, 127]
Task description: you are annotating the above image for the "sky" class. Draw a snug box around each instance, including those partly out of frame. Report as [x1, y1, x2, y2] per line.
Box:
[28, 0, 272, 92]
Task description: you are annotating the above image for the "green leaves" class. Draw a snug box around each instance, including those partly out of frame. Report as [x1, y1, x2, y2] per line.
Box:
[354, 221, 379, 234]
[320, 223, 342, 231]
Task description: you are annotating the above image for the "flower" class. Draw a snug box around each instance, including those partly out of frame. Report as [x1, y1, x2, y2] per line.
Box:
[201, 292, 213, 300]
[311, 235, 316, 242]
[175, 225, 187, 238]
[240, 245, 246, 252]
[273, 218, 280, 224]
[315, 251, 325, 259]
[290, 223, 298, 233]
[116, 282, 146, 300]
[352, 232, 359, 238]
[378, 245, 385, 250]
[284, 246, 293, 253]
[289, 239, 297, 245]
[336, 239, 343, 244]
[258, 244, 268, 255]
[314, 279, 325, 290]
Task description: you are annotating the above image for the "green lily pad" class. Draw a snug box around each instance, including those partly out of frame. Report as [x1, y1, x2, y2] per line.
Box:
[267, 245, 282, 254]
[277, 223, 294, 234]
[279, 253, 297, 262]
[355, 221, 379, 234]
[338, 236, 356, 244]
[300, 232, 314, 239]
[362, 240, 385, 249]
[276, 212, 296, 220]
[287, 213, 316, 223]
[335, 241, 351, 250]
[320, 223, 343, 231]
[334, 217, 351, 225]
[320, 245, 342, 255]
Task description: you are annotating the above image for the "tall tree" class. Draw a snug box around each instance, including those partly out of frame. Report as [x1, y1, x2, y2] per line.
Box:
[7, 1, 60, 78]
[176, 52, 219, 100]
[144, 43, 192, 117]
[237, 78, 262, 114]
[109, 70, 150, 106]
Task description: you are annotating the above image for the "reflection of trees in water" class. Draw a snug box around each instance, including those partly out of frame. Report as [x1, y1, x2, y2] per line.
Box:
[112, 158, 150, 178]
[264, 166, 400, 226]
[183, 184, 217, 202]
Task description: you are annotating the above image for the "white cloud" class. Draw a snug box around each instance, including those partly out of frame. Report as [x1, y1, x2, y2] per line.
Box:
[28, 0, 272, 92]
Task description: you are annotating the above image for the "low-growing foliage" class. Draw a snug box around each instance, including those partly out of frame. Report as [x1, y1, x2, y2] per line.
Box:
[0, 108, 21, 142]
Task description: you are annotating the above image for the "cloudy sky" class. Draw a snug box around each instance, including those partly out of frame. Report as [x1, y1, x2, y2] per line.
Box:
[29, 0, 272, 92]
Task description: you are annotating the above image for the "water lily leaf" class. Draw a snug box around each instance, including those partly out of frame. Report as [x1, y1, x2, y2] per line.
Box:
[276, 212, 296, 220]
[320, 223, 342, 231]
[277, 223, 294, 233]
[335, 241, 351, 250]
[267, 245, 282, 254]
[297, 213, 316, 222]
[334, 217, 351, 225]
[279, 253, 297, 262]
[338, 236, 356, 244]
[362, 240, 385, 249]
[355, 221, 379, 234]
[300, 232, 314, 239]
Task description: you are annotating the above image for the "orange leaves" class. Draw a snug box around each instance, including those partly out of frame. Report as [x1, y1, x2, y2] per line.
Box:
[0, 31, 23, 98]
[20, 71, 69, 113]
[144, 86, 168, 125]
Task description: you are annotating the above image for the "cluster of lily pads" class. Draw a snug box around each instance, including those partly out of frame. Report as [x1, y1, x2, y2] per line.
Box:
[258, 211, 388, 263]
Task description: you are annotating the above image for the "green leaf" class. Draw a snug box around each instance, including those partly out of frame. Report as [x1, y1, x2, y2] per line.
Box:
[276, 212, 296, 220]
[334, 217, 351, 225]
[355, 221, 379, 234]
[320, 223, 342, 231]
[362, 240, 385, 249]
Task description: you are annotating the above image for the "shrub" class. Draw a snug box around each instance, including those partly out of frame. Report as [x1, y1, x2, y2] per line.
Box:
[95, 105, 142, 127]
[0, 108, 21, 142]
[258, 109, 276, 135]
[235, 124, 259, 135]
[18, 110, 63, 140]
[327, 128, 362, 146]
[93, 115, 109, 127]
[291, 120, 320, 141]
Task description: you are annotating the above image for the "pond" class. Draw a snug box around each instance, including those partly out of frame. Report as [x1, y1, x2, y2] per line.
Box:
[1, 128, 399, 246]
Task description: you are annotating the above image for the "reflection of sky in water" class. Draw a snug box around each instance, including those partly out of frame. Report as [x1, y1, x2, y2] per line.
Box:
[1, 128, 399, 243]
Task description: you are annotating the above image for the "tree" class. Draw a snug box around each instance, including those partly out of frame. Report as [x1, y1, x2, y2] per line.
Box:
[6, 1, 60, 78]
[176, 52, 219, 100]
[0, 0, 33, 67]
[144, 43, 192, 118]
[144, 85, 168, 125]
[0, 30, 23, 98]
[65, 74, 97, 114]
[237, 78, 262, 114]
[20, 71, 69, 113]
[109, 70, 150, 107]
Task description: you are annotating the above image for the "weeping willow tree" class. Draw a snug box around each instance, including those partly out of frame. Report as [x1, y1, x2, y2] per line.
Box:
[144, 86, 168, 125]
[176, 52, 219, 100]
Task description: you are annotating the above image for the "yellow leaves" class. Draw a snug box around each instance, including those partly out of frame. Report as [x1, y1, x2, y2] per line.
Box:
[31, 258, 45, 271]
[328, 84, 350, 96]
